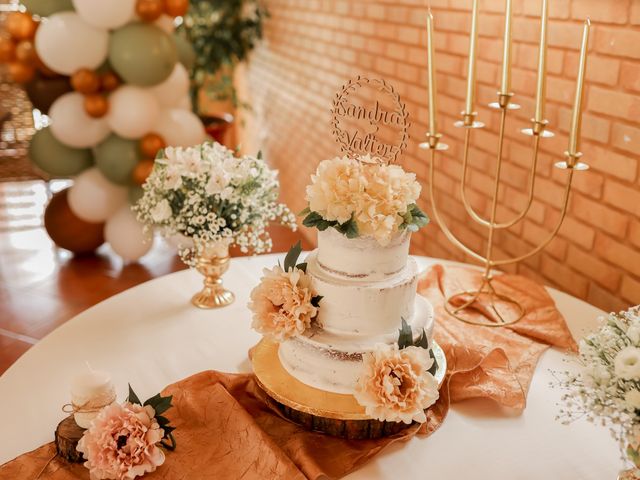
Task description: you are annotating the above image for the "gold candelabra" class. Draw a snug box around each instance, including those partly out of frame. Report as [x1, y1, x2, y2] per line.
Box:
[421, 3, 591, 327]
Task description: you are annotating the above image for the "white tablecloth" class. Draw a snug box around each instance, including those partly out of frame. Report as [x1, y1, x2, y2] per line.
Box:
[0, 254, 620, 478]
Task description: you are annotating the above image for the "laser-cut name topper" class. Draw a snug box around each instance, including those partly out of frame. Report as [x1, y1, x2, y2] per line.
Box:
[331, 76, 409, 164]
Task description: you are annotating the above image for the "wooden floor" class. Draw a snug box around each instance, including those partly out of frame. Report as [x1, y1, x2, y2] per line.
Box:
[0, 181, 311, 375]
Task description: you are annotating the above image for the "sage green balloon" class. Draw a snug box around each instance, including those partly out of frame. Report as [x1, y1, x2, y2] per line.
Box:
[22, 0, 73, 16]
[174, 34, 196, 71]
[109, 23, 178, 87]
[128, 186, 144, 205]
[29, 127, 92, 177]
[95, 135, 140, 185]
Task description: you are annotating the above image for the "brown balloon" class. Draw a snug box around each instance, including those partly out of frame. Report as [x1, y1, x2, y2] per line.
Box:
[132, 159, 155, 185]
[5, 12, 38, 41]
[14, 40, 37, 65]
[24, 73, 73, 114]
[163, 0, 189, 17]
[0, 37, 16, 63]
[71, 68, 100, 94]
[44, 189, 105, 255]
[139, 133, 166, 158]
[84, 93, 109, 118]
[100, 71, 120, 92]
[8, 62, 35, 83]
[136, 0, 164, 21]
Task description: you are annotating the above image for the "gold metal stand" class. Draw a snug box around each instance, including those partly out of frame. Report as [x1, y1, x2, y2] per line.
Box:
[421, 93, 588, 327]
[191, 243, 235, 309]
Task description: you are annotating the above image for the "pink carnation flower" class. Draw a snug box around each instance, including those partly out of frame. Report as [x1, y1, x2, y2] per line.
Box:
[77, 402, 166, 480]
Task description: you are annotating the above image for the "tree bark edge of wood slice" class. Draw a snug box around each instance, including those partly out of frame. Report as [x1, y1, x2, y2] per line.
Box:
[55, 415, 86, 463]
[275, 399, 411, 439]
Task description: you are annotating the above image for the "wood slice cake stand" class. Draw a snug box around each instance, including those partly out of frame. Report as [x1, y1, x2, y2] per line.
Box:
[252, 338, 447, 440]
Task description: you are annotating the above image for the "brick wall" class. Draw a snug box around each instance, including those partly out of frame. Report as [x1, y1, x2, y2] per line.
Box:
[239, 0, 640, 312]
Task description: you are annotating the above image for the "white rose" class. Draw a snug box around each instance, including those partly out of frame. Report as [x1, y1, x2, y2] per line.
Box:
[150, 199, 172, 223]
[615, 346, 640, 380]
[626, 389, 640, 411]
[628, 325, 640, 345]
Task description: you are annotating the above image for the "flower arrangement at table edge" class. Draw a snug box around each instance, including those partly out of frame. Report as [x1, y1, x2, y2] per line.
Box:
[301, 155, 429, 247]
[134, 141, 297, 267]
[76, 385, 176, 480]
[555, 306, 640, 473]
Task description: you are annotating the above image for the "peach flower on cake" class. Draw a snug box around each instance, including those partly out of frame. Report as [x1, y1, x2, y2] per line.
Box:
[354, 344, 439, 424]
[249, 265, 319, 341]
[76, 402, 165, 480]
[305, 156, 364, 224]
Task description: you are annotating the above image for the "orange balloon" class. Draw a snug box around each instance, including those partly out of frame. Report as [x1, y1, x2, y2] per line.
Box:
[8, 61, 35, 83]
[132, 159, 155, 185]
[0, 37, 16, 63]
[5, 12, 38, 41]
[83, 94, 109, 118]
[163, 0, 189, 17]
[14, 40, 37, 65]
[139, 133, 166, 158]
[136, 0, 164, 21]
[100, 71, 120, 92]
[44, 189, 105, 254]
[71, 68, 100, 94]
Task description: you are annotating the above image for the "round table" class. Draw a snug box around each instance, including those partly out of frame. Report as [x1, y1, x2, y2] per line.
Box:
[0, 254, 620, 478]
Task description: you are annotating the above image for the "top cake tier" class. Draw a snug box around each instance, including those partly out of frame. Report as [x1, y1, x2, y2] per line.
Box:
[316, 228, 410, 280]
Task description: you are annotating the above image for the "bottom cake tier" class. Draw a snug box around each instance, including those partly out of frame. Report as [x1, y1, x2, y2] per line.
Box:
[278, 295, 434, 395]
[251, 336, 447, 438]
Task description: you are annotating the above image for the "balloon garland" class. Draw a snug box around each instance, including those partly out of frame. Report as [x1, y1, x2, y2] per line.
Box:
[0, 0, 201, 262]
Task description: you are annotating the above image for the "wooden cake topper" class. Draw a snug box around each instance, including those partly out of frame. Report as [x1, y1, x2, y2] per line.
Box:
[331, 76, 409, 164]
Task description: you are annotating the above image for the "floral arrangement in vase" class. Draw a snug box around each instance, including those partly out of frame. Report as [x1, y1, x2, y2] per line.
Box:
[301, 155, 429, 246]
[557, 306, 640, 478]
[135, 141, 296, 308]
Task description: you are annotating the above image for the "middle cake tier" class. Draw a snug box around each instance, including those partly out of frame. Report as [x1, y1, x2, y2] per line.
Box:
[306, 250, 419, 337]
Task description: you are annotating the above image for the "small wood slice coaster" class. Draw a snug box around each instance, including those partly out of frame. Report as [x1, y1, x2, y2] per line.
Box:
[274, 400, 411, 440]
[55, 415, 85, 463]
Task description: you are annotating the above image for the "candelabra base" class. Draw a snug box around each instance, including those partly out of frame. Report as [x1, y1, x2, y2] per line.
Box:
[444, 277, 525, 327]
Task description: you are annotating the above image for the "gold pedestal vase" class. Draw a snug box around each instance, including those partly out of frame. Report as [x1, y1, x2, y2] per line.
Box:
[191, 241, 235, 309]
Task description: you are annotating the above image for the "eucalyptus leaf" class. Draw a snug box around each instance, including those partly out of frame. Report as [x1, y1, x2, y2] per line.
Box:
[128, 384, 141, 405]
[398, 318, 413, 349]
[284, 241, 302, 271]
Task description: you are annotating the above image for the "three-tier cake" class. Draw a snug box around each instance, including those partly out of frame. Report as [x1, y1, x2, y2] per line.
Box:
[249, 155, 443, 436]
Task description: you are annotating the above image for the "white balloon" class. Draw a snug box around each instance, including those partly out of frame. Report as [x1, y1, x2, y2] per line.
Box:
[35, 12, 108, 75]
[72, 0, 136, 29]
[49, 92, 111, 148]
[68, 168, 128, 223]
[104, 206, 153, 262]
[154, 15, 175, 34]
[154, 109, 206, 147]
[150, 63, 190, 108]
[107, 86, 161, 139]
[176, 94, 193, 110]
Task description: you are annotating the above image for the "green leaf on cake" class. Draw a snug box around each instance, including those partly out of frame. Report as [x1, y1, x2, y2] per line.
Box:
[416, 329, 430, 349]
[311, 295, 323, 308]
[400, 204, 430, 232]
[427, 349, 438, 376]
[335, 218, 359, 239]
[144, 393, 173, 416]
[284, 241, 302, 271]
[128, 384, 141, 405]
[302, 211, 326, 228]
[296, 262, 307, 273]
[298, 206, 311, 216]
[398, 318, 413, 349]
